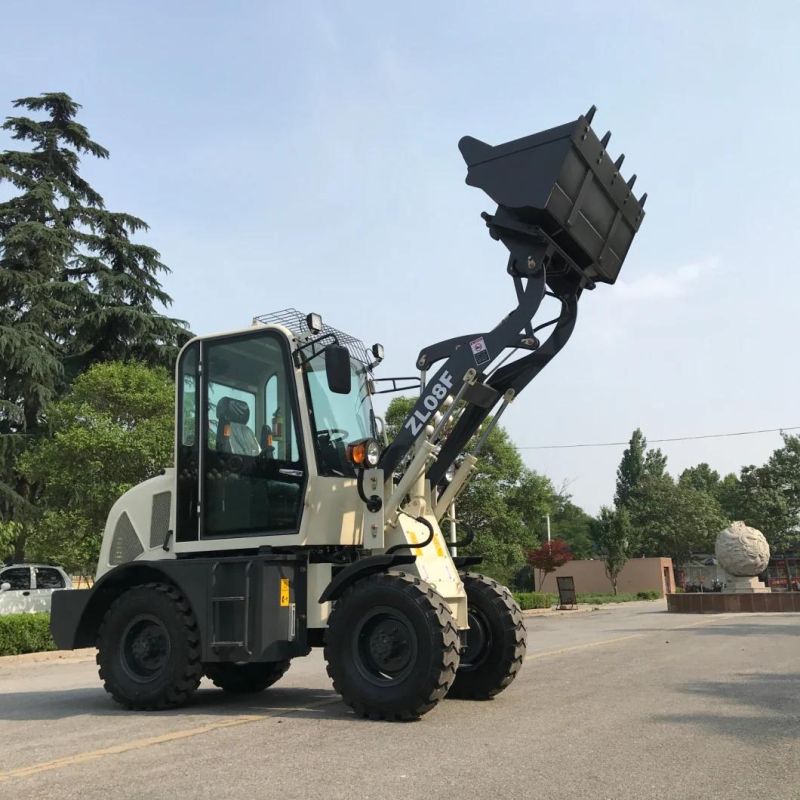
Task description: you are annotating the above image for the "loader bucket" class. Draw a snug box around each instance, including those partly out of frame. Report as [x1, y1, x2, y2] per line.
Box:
[459, 106, 645, 284]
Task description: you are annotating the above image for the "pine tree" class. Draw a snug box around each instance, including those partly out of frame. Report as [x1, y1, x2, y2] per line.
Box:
[614, 428, 647, 508]
[0, 92, 188, 559]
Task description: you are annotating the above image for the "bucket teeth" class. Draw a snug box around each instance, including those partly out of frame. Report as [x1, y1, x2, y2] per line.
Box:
[600, 131, 611, 148]
[626, 174, 637, 189]
[639, 192, 648, 208]
[614, 154, 625, 169]
[585, 105, 597, 124]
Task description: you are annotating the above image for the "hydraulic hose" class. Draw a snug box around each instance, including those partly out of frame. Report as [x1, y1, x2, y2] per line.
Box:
[356, 468, 382, 513]
[386, 513, 435, 555]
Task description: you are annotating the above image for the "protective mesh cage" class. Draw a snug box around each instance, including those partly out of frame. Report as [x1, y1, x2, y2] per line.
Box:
[253, 308, 372, 366]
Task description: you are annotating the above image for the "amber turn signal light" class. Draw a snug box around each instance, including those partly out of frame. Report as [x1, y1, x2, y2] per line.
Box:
[346, 438, 381, 468]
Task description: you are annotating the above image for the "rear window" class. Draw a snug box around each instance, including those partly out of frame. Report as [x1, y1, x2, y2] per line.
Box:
[35, 567, 66, 589]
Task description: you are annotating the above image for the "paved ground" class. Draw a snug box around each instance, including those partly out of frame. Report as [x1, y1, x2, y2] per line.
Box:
[1, 600, 798, 799]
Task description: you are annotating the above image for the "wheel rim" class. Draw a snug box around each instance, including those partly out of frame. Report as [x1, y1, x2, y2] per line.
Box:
[120, 614, 171, 683]
[460, 607, 492, 671]
[352, 605, 418, 686]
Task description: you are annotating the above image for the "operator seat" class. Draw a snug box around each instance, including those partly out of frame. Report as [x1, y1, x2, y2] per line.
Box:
[216, 397, 261, 456]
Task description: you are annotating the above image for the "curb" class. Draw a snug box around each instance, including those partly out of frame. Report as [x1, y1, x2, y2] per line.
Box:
[0, 647, 95, 666]
[522, 605, 596, 618]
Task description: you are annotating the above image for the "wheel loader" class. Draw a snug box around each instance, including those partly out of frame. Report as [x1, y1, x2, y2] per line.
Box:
[51, 106, 647, 720]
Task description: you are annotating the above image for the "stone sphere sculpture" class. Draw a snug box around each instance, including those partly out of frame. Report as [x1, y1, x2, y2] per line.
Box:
[715, 521, 770, 577]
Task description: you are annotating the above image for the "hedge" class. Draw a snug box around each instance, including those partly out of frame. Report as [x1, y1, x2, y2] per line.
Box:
[513, 592, 558, 610]
[0, 613, 56, 656]
[512, 590, 661, 610]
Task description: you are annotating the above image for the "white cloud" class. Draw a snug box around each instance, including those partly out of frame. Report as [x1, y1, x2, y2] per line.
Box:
[614, 256, 719, 301]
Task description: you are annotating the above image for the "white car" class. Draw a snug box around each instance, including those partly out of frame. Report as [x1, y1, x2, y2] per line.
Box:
[0, 564, 73, 615]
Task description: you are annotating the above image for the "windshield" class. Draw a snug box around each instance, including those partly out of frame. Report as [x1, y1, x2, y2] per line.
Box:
[304, 353, 375, 476]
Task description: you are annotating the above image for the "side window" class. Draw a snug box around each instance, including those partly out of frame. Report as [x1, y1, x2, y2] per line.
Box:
[1, 567, 31, 590]
[181, 348, 197, 447]
[176, 343, 200, 542]
[203, 332, 305, 537]
[35, 567, 65, 589]
[264, 374, 300, 461]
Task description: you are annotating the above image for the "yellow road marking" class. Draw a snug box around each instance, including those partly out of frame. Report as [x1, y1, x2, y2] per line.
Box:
[0, 698, 339, 783]
[525, 633, 646, 661]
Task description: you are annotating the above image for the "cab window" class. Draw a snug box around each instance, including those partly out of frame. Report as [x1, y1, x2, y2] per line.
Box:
[201, 332, 305, 537]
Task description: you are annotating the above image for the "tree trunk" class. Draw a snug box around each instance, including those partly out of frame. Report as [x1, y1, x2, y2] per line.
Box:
[13, 529, 26, 564]
[785, 555, 793, 592]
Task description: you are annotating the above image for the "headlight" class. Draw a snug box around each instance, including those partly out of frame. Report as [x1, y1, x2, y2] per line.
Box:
[346, 438, 381, 468]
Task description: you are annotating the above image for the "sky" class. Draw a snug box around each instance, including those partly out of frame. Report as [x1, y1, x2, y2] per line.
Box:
[2, 1, 799, 516]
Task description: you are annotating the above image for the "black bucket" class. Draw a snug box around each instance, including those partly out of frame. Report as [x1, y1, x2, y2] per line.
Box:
[459, 106, 645, 284]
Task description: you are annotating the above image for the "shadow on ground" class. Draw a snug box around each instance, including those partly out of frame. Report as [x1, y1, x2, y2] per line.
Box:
[652, 671, 800, 741]
[0, 683, 351, 722]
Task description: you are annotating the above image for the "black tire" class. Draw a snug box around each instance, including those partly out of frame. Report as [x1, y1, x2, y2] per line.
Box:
[96, 582, 202, 710]
[324, 572, 460, 721]
[448, 572, 527, 700]
[204, 660, 290, 693]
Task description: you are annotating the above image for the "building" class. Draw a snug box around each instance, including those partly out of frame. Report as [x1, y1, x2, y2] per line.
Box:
[538, 557, 674, 596]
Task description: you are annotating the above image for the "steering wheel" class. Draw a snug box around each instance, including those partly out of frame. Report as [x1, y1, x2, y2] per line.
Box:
[318, 428, 349, 444]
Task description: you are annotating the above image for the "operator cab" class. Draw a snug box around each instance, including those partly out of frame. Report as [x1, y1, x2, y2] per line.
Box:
[174, 310, 380, 544]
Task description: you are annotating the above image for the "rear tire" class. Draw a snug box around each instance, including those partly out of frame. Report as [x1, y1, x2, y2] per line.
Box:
[448, 573, 526, 700]
[204, 661, 290, 693]
[324, 572, 460, 721]
[97, 582, 202, 710]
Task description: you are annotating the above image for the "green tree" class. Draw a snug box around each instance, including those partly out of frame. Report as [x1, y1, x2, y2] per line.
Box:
[716, 472, 742, 520]
[18, 362, 174, 576]
[614, 428, 647, 508]
[590, 506, 636, 594]
[0, 92, 187, 560]
[735, 434, 800, 585]
[679, 462, 721, 494]
[550, 492, 594, 559]
[384, 396, 558, 586]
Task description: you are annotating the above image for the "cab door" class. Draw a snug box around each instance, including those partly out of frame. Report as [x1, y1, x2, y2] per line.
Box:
[175, 329, 307, 543]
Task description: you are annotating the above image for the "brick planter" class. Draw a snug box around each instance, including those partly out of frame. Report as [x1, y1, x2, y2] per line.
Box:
[667, 592, 800, 613]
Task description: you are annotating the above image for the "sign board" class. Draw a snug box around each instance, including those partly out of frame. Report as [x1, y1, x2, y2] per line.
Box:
[556, 576, 577, 609]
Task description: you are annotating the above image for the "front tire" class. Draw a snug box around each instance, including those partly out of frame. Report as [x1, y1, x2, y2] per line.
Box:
[97, 582, 203, 710]
[324, 572, 460, 721]
[204, 661, 290, 693]
[448, 573, 527, 700]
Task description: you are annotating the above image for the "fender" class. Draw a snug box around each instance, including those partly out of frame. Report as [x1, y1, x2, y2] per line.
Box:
[318, 554, 416, 603]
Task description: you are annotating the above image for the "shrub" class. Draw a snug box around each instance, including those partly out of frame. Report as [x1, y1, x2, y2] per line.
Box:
[0, 613, 56, 656]
[636, 590, 661, 600]
[513, 592, 558, 610]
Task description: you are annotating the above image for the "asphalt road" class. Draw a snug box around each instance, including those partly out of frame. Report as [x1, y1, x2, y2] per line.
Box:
[1, 601, 798, 800]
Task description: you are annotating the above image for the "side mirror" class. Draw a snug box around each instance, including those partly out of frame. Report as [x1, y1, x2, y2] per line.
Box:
[325, 344, 352, 394]
[0, 582, 10, 592]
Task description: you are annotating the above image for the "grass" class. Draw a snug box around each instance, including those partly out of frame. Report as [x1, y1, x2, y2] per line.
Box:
[0, 613, 56, 656]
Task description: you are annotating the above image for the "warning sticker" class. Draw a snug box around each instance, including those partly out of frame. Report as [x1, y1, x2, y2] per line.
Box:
[279, 578, 290, 607]
[469, 336, 491, 366]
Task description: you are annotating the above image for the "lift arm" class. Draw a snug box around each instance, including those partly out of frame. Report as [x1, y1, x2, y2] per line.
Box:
[378, 106, 647, 483]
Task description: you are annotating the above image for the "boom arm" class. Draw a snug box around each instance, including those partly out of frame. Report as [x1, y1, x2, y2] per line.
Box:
[378, 106, 646, 485]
